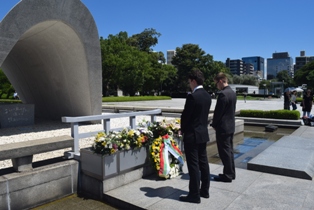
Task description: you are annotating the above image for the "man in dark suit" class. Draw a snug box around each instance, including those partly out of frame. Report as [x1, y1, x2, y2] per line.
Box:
[180, 69, 212, 203]
[212, 72, 237, 183]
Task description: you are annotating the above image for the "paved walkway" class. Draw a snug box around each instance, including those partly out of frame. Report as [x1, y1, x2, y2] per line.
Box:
[104, 161, 314, 209]
[35, 99, 314, 209]
[104, 97, 305, 116]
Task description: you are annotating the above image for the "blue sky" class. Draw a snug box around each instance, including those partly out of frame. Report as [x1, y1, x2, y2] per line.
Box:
[1, 0, 314, 63]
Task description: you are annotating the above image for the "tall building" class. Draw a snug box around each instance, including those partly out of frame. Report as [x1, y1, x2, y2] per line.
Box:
[167, 50, 176, 65]
[294, 50, 314, 72]
[244, 63, 254, 75]
[242, 56, 265, 79]
[266, 52, 293, 79]
[225, 58, 244, 75]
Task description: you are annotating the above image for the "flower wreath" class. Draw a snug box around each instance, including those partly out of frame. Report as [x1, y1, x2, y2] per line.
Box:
[150, 134, 184, 179]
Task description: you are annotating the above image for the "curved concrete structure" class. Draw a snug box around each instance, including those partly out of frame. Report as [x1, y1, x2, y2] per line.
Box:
[0, 0, 102, 119]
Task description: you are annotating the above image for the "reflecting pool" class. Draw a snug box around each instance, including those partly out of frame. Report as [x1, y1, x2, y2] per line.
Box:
[207, 125, 297, 169]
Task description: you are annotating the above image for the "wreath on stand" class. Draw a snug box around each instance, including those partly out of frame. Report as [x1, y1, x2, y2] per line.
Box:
[149, 134, 184, 179]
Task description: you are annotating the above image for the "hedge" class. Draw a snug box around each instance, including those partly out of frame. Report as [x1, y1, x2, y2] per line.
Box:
[239, 109, 300, 120]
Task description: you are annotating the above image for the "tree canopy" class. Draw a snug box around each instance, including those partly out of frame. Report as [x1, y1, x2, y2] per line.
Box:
[171, 44, 229, 92]
[231, 75, 258, 86]
[127, 28, 161, 53]
[100, 28, 176, 96]
[0, 68, 14, 99]
[294, 61, 314, 89]
[276, 70, 294, 88]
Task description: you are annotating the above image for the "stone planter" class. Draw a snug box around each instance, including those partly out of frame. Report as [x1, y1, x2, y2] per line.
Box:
[119, 147, 148, 173]
[80, 147, 148, 180]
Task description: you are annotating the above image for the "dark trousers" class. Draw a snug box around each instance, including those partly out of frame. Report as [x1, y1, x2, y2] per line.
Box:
[216, 133, 235, 180]
[184, 142, 210, 197]
[284, 102, 290, 110]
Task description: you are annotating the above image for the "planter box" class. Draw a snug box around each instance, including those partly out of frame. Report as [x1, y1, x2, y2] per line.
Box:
[119, 147, 148, 173]
[80, 147, 148, 180]
[80, 148, 118, 180]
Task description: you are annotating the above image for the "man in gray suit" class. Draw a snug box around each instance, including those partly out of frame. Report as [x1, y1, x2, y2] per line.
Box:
[212, 72, 237, 183]
[180, 69, 212, 203]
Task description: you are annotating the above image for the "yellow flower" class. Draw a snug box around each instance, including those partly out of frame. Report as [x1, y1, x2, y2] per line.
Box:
[137, 136, 143, 143]
[128, 130, 134, 136]
[96, 132, 106, 138]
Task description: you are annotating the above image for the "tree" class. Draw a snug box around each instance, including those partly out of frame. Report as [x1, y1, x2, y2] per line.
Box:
[171, 44, 228, 92]
[127, 28, 161, 53]
[232, 75, 243, 84]
[0, 68, 14, 99]
[258, 80, 271, 91]
[141, 52, 176, 95]
[294, 61, 314, 89]
[118, 48, 152, 96]
[101, 32, 153, 96]
[100, 32, 130, 95]
[203, 60, 230, 92]
[242, 75, 258, 86]
[101, 29, 172, 96]
[230, 75, 258, 86]
[276, 70, 294, 88]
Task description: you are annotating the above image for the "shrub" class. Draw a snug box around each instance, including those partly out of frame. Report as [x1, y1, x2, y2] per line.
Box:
[239, 110, 300, 120]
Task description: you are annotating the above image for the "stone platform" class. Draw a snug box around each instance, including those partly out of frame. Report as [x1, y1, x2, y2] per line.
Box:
[248, 126, 314, 180]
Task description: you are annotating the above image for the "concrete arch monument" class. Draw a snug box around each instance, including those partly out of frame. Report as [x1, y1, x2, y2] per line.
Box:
[0, 0, 102, 119]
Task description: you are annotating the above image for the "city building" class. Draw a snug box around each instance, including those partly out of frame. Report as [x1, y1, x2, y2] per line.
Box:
[166, 50, 176, 65]
[242, 56, 265, 79]
[294, 50, 314, 72]
[244, 63, 254, 75]
[225, 58, 244, 75]
[228, 84, 259, 94]
[266, 52, 293, 80]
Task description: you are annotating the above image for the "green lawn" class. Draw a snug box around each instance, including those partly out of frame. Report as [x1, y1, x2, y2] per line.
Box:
[102, 96, 171, 102]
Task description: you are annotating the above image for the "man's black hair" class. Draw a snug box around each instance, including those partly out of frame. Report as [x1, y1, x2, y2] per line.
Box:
[188, 69, 204, 85]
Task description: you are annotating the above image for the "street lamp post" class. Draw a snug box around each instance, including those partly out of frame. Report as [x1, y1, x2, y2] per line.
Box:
[263, 84, 266, 99]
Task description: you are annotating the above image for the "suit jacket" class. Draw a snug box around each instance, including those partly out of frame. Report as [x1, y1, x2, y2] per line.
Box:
[212, 86, 237, 134]
[181, 88, 212, 144]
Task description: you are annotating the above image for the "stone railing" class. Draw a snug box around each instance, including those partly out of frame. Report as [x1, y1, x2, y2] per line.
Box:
[0, 135, 73, 172]
[61, 109, 162, 158]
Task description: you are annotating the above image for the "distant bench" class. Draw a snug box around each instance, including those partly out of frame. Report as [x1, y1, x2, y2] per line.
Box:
[0, 135, 74, 172]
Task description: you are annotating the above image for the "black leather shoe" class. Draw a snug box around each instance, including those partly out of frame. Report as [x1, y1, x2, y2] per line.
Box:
[214, 176, 232, 183]
[219, 173, 235, 180]
[179, 195, 201, 203]
[200, 192, 209, 198]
